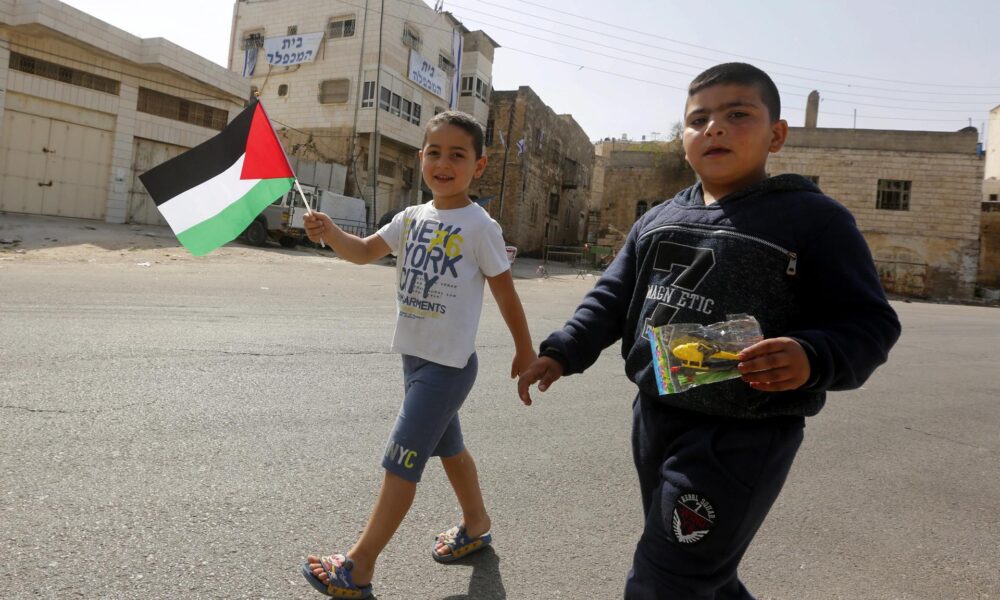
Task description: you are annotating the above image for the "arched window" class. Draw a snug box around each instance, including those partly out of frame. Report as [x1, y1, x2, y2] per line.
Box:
[635, 201, 648, 220]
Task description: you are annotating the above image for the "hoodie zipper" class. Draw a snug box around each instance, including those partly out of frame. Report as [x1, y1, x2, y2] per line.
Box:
[640, 224, 799, 276]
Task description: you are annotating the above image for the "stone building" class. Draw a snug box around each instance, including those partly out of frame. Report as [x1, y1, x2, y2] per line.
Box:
[472, 86, 594, 254]
[768, 126, 984, 299]
[230, 0, 498, 228]
[590, 138, 696, 247]
[0, 0, 246, 225]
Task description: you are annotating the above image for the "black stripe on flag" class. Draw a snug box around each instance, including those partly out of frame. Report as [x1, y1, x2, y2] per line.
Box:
[139, 102, 256, 206]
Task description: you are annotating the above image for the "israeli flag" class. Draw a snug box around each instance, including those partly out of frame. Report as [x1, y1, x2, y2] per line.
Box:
[242, 46, 258, 78]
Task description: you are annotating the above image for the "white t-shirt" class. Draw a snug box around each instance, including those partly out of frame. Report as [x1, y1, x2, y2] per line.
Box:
[377, 201, 511, 368]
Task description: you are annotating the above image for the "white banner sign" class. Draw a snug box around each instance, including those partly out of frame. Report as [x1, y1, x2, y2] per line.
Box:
[264, 32, 324, 66]
[408, 50, 448, 99]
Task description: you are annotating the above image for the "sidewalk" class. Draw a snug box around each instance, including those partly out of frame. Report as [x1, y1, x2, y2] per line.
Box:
[0, 212, 605, 281]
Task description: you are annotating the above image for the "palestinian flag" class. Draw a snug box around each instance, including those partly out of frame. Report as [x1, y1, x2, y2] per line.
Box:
[139, 101, 294, 256]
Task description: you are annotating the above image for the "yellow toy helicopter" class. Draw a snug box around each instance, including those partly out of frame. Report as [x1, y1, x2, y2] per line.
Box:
[670, 341, 741, 373]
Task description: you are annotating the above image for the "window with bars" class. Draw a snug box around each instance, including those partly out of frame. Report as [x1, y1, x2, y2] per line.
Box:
[137, 88, 228, 130]
[362, 81, 376, 108]
[319, 79, 350, 104]
[287, 25, 298, 35]
[485, 118, 495, 146]
[328, 18, 356, 38]
[876, 179, 911, 211]
[378, 158, 397, 178]
[9, 52, 120, 95]
[548, 192, 560, 215]
[402, 26, 421, 50]
[438, 54, 455, 74]
[242, 31, 264, 49]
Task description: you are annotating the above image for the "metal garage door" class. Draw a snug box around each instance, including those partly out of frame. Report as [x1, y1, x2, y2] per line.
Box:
[0, 110, 112, 220]
[128, 138, 189, 225]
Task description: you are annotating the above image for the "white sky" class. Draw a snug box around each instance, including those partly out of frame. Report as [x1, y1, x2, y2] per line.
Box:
[60, 0, 1000, 142]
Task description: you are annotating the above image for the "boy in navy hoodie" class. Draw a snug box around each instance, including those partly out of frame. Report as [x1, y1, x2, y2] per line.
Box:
[517, 63, 901, 599]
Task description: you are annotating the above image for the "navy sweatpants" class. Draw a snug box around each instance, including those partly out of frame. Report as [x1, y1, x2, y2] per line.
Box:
[625, 394, 805, 599]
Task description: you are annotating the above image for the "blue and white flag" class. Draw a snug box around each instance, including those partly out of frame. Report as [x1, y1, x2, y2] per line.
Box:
[242, 46, 258, 78]
[449, 28, 463, 110]
[516, 138, 526, 156]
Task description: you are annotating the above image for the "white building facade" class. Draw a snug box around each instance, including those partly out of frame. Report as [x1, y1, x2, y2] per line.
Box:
[229, 0, 498, 226]
[0, 0, 247, 225]
[985, 104, 1000, 203]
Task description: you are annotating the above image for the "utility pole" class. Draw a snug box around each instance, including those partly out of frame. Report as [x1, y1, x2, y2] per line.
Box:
[369, 0, 386, 231]
[497, 98, 516, 224]
[348, 0, 370, 201]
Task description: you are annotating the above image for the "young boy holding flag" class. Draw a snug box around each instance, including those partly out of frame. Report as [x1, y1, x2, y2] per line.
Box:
[300, 111, 534, 598]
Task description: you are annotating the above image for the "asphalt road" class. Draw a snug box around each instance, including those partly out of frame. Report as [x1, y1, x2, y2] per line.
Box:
[1, 247, 998, 599]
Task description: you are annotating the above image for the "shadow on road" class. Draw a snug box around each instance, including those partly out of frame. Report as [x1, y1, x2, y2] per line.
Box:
[439, 546, 506, 600]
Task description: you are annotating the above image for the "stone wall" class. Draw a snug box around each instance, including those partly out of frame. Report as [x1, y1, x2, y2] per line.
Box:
[473, 87, 594, 254]
[979, 204, 1000, 288]
[591, 139, 696, 246]
[769, 127, 984, 299]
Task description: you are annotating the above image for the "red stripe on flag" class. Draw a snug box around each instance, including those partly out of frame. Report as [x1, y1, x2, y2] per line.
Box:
[241, 103, 294, 181]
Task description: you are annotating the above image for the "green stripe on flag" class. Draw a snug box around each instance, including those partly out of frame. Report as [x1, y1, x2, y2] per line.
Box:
[176, 178, 294, 256]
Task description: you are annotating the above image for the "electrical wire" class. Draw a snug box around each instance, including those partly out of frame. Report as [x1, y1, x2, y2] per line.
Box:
[492, 0, 1000, 91]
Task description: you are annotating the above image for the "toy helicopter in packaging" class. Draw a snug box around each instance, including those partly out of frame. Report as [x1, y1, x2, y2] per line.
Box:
[647, 314, 763, 395]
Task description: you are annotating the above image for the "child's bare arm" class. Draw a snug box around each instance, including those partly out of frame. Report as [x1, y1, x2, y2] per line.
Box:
[737, 337, 811, 392]
[303, 212, 391, 264]
[486, 270, 536, 401]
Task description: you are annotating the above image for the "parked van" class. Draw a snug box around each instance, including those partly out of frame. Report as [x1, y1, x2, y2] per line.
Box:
[241, 186, 368, 248]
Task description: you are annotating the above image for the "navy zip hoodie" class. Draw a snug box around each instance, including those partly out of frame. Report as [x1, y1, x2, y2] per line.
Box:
[540, 174, 901, 418]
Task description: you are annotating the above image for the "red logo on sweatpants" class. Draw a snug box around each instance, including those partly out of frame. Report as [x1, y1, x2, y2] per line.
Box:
[672, 492, 716, 544]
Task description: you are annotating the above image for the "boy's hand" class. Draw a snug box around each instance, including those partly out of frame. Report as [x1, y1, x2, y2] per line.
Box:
[303, 211, 333, 245]
[737, 337, 811, 392]
[511, 350, 539, 406]
[517, 356, 564, 406]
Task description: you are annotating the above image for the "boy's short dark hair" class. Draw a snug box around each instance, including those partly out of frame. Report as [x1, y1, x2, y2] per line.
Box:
[423, 110, 486, 159]
[688, 63, 781, 123]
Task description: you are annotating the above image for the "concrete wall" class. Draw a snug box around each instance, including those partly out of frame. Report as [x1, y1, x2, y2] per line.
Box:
[0, 0, 246, 224]
[769, 127, 984, 299]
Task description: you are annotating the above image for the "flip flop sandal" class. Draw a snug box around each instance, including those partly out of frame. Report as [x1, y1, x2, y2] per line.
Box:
[432, 525, 493, 563]
[301, 553, 374, 599]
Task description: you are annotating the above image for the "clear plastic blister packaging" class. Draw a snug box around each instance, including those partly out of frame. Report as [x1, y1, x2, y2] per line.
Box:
[647, 314, 763, 395]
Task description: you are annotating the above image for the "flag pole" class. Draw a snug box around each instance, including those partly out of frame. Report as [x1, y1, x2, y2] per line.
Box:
[294, 178, 325, 248]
